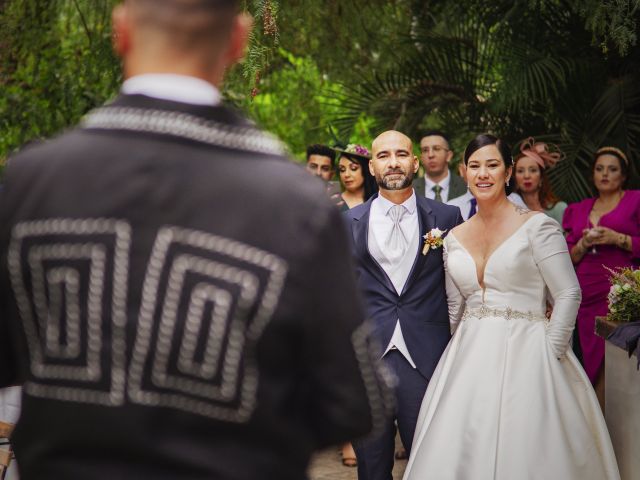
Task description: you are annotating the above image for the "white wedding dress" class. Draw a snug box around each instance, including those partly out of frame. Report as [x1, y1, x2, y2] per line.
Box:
[403, 214, 620, 480]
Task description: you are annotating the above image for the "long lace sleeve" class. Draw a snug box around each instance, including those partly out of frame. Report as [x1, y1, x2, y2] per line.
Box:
[531, 216, 581, 358]
[444, 240, 465, 334]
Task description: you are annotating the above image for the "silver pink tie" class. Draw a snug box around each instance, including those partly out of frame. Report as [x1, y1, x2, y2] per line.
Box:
[386, 204, 408, 252]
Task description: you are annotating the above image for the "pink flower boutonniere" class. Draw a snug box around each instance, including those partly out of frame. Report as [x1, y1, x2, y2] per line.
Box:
[422, 228, 446, 255]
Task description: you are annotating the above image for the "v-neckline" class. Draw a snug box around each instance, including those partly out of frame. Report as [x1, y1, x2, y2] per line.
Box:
[449, 214, 541, 294]
[588, 191, 626, 228]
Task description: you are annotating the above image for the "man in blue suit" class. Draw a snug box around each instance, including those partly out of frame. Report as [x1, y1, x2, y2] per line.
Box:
[345, 131, 463, 480]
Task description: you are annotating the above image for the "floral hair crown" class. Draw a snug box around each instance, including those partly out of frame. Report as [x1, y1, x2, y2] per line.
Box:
[345, 144, 370, 157]
[518, 137, 564, 170]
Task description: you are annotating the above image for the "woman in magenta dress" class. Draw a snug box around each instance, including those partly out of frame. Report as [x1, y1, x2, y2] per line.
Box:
[563, 146, 640, 407]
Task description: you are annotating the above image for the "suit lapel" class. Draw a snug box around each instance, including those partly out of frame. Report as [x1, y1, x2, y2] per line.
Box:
[352, 197, 397, 295]
[401, 196, 435, 296]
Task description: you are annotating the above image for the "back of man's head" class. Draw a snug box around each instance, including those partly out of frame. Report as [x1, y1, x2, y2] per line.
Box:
[113, 0, 250, 84]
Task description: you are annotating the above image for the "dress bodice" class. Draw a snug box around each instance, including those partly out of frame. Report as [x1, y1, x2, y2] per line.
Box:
[444, 214, 568, 317]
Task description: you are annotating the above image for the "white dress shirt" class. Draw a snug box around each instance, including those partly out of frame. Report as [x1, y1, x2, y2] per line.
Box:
[368, 192, 419, 368]
[424, 170, 451, 202]
[447, 190, 528, 221]
[122, 74, 222, 106]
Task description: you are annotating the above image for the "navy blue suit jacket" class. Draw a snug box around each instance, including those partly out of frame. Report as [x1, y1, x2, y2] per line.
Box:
[345, 193, 463, 379]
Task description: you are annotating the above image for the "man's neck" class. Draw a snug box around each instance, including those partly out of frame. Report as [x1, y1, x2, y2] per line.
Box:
[124, 55, 224, 89]
[426, 169, 449, 184]
[379, 187, 413, 205]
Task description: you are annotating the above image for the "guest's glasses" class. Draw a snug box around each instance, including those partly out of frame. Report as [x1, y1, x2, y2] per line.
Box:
[421, 146, 450, 154]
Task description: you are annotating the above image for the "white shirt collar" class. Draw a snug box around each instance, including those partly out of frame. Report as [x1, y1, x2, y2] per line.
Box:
[121, 74, 222, 106]
[376, 190, 417, 216]
[424, 170, 450, 190]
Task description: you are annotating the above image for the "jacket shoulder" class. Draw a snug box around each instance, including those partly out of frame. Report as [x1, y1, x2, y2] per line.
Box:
[344, 201, 370, 221]
[422, 196, 460, 217]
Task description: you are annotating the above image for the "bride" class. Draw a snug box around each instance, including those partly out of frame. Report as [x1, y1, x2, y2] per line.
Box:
[403, 134, 620, 479]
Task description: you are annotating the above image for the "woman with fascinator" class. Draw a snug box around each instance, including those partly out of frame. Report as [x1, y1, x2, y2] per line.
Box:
[403, 134, 619, 480]
[514, 137, 567, 224]
[562, 147, 640, 408]
[334, 144, 378, 211]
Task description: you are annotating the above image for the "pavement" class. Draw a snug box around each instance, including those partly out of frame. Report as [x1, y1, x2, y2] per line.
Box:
[308, 435, 407, 480]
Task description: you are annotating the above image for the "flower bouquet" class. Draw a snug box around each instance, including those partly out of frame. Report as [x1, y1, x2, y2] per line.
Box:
[606, 267, 640, 323]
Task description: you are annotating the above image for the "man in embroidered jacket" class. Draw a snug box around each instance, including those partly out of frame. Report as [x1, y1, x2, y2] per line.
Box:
[0, 1, 392, 479]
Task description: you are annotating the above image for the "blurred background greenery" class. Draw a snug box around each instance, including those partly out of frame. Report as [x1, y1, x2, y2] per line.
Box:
[0, 0, 639, 200]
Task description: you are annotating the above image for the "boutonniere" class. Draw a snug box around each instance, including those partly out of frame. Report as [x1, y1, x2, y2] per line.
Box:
[422, 228, 446, 255]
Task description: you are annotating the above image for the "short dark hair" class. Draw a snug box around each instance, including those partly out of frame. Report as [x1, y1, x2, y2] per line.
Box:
[463, 133, 513, 195]
[306, 144, 336, 166]
[420, 130, 451, 150]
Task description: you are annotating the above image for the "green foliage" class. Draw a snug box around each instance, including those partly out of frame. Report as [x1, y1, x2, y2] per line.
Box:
[0, 0, 638, 201]
[0, 0, 120, 159]
[576, 0, 640, 55]
[332, 0, 640, 202]
[230, 49, 376, 160]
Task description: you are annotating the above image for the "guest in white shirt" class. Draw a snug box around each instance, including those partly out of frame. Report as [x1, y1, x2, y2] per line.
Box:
[412, 130, 467, 202]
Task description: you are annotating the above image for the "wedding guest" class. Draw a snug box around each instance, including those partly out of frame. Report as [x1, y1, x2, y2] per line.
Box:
[0, 387, 20, 479]
[514, 137, 567, 224]
[412, 131, 467, 202]
[306, 144, 336, 181]
[335, 144, 378, 211]
[563, 146, 640, 408]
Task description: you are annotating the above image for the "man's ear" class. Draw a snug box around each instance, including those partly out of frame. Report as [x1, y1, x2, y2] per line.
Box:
[223, 13, 253, 67]
[112, 4, 131, 58]
[446, 149, 454, 164]
[413, 155, 419, 173]
[369, 159, 375, 177]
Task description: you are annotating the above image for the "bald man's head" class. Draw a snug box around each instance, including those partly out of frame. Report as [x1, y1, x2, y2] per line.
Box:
[127, 0, 237, 52]
[113, 0, 252, 84]
[371, 130, 413, 155]
[369, 130, 419, 191]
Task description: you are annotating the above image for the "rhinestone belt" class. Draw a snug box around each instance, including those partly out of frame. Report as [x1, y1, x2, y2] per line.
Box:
[462, 304, 549, 323]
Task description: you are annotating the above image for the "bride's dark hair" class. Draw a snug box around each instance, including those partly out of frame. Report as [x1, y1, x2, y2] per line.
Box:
[463, 134, 514, 195]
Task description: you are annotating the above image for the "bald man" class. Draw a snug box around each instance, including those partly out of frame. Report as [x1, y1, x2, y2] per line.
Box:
[0, 1, 391, 479]
[344, 131, 463, 480]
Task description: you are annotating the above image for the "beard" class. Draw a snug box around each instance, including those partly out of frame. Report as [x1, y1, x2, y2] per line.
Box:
[376, 168, 415, 190]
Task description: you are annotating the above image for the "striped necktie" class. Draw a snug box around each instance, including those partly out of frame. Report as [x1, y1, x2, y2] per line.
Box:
[432, 184, 443, 202]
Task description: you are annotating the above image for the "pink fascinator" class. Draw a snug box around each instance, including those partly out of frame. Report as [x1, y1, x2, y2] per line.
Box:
[518, 137, 564, 169]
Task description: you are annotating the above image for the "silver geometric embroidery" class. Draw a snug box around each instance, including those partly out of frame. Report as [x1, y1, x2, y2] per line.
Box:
[8, 218, 131, 406]
[82, 107, 286, 156]
[177, 283, 233, 379]
[151, 254, 260, 400]
[127, 226, 287, 422]
[28, 244, 105, 380]
[43, 267, 81, 359]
